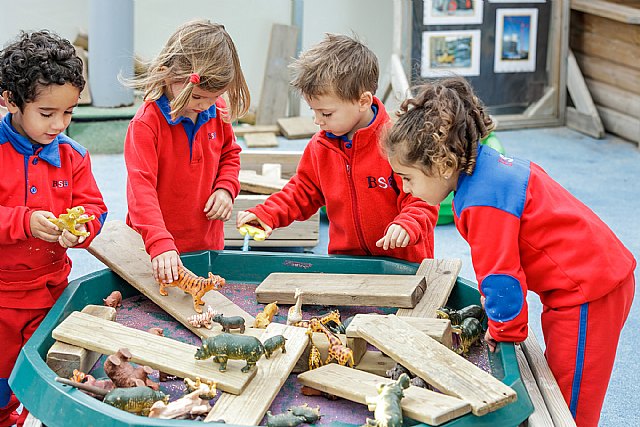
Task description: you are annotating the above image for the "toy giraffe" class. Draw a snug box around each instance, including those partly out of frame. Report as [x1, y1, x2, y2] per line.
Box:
[294, 309, 342, 329]
[287, 288, 304, 325]
[308, 318, 354, 367]
[305, 329, 323, 371]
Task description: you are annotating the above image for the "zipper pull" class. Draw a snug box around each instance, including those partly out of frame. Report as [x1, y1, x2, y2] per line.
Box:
[346, 163, 351, 176]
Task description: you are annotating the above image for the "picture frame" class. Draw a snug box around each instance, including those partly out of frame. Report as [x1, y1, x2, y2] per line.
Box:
[421, 30, 481, 77]
[494, 8, 538, 73]
[489, 0, 545, 3]
[423, 0, 484, 25]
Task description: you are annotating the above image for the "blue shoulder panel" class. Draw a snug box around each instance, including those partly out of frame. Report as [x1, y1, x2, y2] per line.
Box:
[453, 145, 530, 218]
[480, 274, 524, 322]
[57, 133, 87, 157]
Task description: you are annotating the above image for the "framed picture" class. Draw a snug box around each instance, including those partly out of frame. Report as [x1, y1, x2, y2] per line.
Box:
[423, 0, 484, 25]
[494, 8, 538, 73]
[421, 30, 481, 77]
[489, 1, 545, 3]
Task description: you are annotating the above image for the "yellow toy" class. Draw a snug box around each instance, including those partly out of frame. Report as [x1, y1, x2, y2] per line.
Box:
[238, 224, 267, 241]
[254, 301, 279, 328]
[48, 206, 95, 237]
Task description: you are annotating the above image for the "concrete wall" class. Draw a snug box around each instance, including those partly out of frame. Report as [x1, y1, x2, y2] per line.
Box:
[0, 0, 394, 111]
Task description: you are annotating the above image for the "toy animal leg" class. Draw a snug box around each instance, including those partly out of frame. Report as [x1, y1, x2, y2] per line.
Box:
[217, 357, 228, 372]
[159, 284, 169, 296]
[192, 299, 203, 314]
[366, 417, 378, 426]
[242, 362, 257, 373]
[325, 354, 335, 365]
[239, 324, 246, 333]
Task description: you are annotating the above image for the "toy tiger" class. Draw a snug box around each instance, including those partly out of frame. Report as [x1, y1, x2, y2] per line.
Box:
[158, 267, 225, 313]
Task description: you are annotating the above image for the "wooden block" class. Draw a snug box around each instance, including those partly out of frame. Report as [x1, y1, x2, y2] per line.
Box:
[346, 314, 452, 349]
[355, 350, 396, 377]
[52, 311, 255, 394]
[224, 195, 319, 247]
[347, 336, 368, 365]
[232, 124, 280, 137]
[87, 221, 255, 336]
[239, 150, 302, 179]
[354, 314, 516, 416]
[244, 132, 279, 148]
[256, 273, 427, 308]
[238, 169, 289, 195]
[396, 258, 461, 318]
[256, 24, 299, 125]
[46, 304, 116, 377]
[297, 364, 471, 426]
[521, 328, 576, 426]
[205, 323, 308, 424]
[277, 116, 319, 139]
[515, 345, 554, 427]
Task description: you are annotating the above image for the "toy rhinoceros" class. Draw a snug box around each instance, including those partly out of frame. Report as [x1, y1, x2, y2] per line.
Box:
[195, 333, 265, 372]
[103, 386, 168, 416]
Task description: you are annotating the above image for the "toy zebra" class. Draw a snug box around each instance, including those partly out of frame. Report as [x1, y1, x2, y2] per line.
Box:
[188, 305, 216, 329]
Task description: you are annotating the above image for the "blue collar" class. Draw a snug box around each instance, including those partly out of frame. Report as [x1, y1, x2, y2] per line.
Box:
[156, 95, 217, 126]
[0, 113, 61, 167]
[326, 104, 378, 149]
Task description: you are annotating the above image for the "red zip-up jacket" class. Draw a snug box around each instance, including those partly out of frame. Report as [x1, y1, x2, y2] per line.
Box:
[250, 98, 438, 263]
[0, 114, 108, 309]
[125, 96, 241, 259]
[454, 145, 636, 342]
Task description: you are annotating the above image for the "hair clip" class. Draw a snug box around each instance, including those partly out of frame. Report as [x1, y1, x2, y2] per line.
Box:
[189, 73, 201, 85]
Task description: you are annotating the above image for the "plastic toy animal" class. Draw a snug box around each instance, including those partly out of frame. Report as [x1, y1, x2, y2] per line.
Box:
[436, 304, 485, 326]
[195, 333, 265, 372]
[452, 317, 483, 355]
[103, 348, 159, 390]
[263, 334, 287, 358]
[184, 377, 216, 396]
[254, 301, 279, 328]
[48, 206, 95, 237]
[306, 329, 323, 371]
[158, 266, 225, 313]
[365, 373, 410, 427]
[293, 309, 342, 329]
[265, 410, 306, 427]
[308, 318, 354, 367]
[238, 224, 267, 241]
[188, 305, 216, 329]
[212, 312, 246, 333]
[103, 290, 122, 308]
[287, 288, 304, 326]
[386, 363, 412, 381]
[290, 404, 322, 423]
[148, 377, 217, 419]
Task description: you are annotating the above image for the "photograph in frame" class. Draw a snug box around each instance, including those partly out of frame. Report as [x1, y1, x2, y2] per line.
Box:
[494, 8, 538, 73]
[421, 30, 481, 77]
[423, 0, 484, 25]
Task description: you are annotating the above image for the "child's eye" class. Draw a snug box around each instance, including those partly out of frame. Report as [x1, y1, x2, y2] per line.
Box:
[40, 113, 52, 118]
[322, 113, 332, 118]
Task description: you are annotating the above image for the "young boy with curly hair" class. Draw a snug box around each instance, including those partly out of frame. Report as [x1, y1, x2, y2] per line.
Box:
[237, 34, 438, 262]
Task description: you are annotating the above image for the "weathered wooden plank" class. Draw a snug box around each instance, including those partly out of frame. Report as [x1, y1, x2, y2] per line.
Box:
[52, 312, 255, 394]
[233, 124, 280, 137]
[575, 52, 640, 95]
[597, 106, 640, 144]
[570, 28, 640, 71]
[355, 315, 516, 416]
[586, 78, 640, 119]
[571, 0, 640, 25]
[239, 150, 302, 179]
[346, 314, 452, 348]
[256, 273, 427, 308]
[355, 350, 396, 377]
[244, 132, 279, 148]
[238, 168, 288, 195]
[277, 116, 319, 139]
[566, 107, 605, 140]
[571, 10, 640, 45]
[396, 259, 461, 318]
[515, 345, 554, 426]
[87, 221, 255, 335]
[205, 323, 308, 424]
[297, 364, 471, 426]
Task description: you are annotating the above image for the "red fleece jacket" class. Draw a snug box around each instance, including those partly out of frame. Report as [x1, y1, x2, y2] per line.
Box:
[125, 98, 241, 259]
[249, 98, 438, 263]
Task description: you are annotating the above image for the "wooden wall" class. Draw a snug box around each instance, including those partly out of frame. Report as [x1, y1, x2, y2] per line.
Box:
[570, 0, 640, 146]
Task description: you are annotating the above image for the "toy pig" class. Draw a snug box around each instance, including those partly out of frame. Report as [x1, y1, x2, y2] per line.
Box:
[103, 290, 122, 308]
[104, 347, 159, 390]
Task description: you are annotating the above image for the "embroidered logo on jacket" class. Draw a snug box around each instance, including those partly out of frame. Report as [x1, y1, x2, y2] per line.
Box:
[498, 154, 514, 166]
[208, 132, 216, 140]
[52, 180, 69, 188]
[366, 174, 400, 194]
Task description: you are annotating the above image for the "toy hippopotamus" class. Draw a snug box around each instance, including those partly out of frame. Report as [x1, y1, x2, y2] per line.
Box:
[263, 334, 287, 358]
[194, 333, 265, 372]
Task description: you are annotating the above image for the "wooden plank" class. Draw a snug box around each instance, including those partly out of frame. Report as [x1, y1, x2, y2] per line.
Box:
[572, 10, 640, 46]
[46, 305, 117, 377]
[256, 24, 299, 125]
[567, 51, 601, 116]
[297, 364, 471, 426]
[87, 221, 255, 336]
[521, 329, 577, 427]
[347, 314, 452, 348]
[570, 28, 640, 71]
[277, 116, 319, 139]
[52, 311, 255, 394]
[232, 124, 280, 137]
[396, 259, 461, 318]
[244, 132, 279, 148]
[597, 105, 640, 144]
[22, 413, 42, 427]
[571, 0, 640, 25]
[574, 52, 640, 95]
[515, 345, 554, 427]
[566, 107, 605, 139]
[355, 314, 517, 416]
[586, 78, 640, 119]
[238, 169, 288, 195]
[205, 323, 308, 424]
[355, 350, 396, 377]
[255, 273, 427, 308]
[239, 150, 302, 179]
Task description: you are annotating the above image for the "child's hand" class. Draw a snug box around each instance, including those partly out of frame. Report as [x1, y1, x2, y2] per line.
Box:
[484, 329, 498, 353]
[152, 250, 183, 284]
[236, 211, 273, 238]
[58, 228, 86, 248]
[204, 189, 233, 221]
[376, 224, 411, 250]
[30, 210, 63, 242]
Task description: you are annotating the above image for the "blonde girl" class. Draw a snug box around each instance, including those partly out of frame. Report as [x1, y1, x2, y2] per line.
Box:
[124, 19, 250, 284]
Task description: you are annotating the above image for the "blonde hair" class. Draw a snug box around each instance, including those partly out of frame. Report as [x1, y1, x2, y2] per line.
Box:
[290, 33, 378, 102]
[384, 77, 494, 177]
[127, 19, 249, 122]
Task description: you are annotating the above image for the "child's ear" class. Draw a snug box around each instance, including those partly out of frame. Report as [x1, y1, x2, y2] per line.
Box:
[1, 91, 19, 114]
[359, 91, 373, 111]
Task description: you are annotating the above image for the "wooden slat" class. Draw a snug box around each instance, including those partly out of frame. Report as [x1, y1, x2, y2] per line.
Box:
[571, 10, 640, 46]
[355, 350, 396, 377]
[570, 28, 640, 71]
[521, 329, 576, 426]
[205, 323, 308, 424]
[586, 78, 640, 119]
[355, 315, 516, 416]
[574, 52, 640, 95]
[244, 132, 279, 148]
[515, 346, 554, 426]
[88, 221, 255, 336]
[233, 124, 280, 137]
[277, 116, 319, 139]
[238, 169, 288, 195]
[297, 364, 471, 426]
[396, 258, 461, 318]
[52, 312, 255, 394]
[346, 314, 452, 348]
[571, 0, 640, 25]
[566, 107, 605, 140]
[597, 106, 640, 145]
[239, 150, 302, 179]
[255, 273, 427, 308]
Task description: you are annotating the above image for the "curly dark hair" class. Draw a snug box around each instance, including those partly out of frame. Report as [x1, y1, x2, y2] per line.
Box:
[0, 30, 85, 110]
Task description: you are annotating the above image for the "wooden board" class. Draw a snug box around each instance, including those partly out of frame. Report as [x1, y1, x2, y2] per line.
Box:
[46, 304, 116, 378]
[396, 258, 461, 318]
[277, 116, 319, 139]
[515, 345, 554, 427]
[574, 52, 640, 96]
[87, 220, 255, 336]
[570, 28, 640, 71]
[355, 350, 396, 377]
[239, 150, 302, 179]
[346, 314, 452, 348]
[597, 105, 640, 145]
[297, 364, 471, 426]
[571, 0, 640, 24]
[244, 132, 279, 148]
[586, 78, 640, 119]
[566, 50, 604, 138]
[238, 168, 289, 195]
[571, 10, 640, 46]
[255, 273, 427, 308]
[205, 323, 308, 424]
[233, 124, 280, 137]
[354, 314, 516, 416]
[52, 311, 255, 394]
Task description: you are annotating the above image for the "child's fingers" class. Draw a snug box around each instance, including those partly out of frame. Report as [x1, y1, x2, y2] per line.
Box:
[170, 257, 180, 282]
